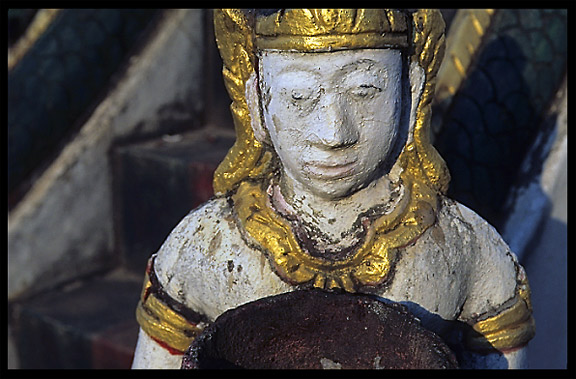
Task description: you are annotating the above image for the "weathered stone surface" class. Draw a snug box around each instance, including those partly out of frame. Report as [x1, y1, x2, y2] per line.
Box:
[92, 320, 141, 369]
[150, 195, 517, 329]
[133, 9, 534, 369]
[8, 9, 160, 198]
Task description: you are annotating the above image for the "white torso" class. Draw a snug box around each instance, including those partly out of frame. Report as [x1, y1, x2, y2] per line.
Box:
[132, 193, 526, 369]
[154, 195, 517, 330]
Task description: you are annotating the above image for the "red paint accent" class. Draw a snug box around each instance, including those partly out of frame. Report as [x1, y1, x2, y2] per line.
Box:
[145, 257, 153, 275]
[151, 336, 185, 356]
[142, 285, 151, 302]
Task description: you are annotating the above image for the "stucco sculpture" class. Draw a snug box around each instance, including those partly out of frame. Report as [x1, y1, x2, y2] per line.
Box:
[132, 9, 535, 369]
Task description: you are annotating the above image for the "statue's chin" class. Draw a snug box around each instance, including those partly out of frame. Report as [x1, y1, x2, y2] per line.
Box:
[287, 165, 388, 202]
[301, 178, 370, 202]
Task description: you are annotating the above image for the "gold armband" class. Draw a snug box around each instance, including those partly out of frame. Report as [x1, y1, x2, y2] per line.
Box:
[135, 256, 208, 354]
[465, 265, 535, 352]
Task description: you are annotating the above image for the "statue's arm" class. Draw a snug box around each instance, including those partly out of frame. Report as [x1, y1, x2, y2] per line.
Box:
[455, 202, 535, 369]
[132, 328, 183, 369]
[131, 252, 210, 369]
[131, 204, 217, 369]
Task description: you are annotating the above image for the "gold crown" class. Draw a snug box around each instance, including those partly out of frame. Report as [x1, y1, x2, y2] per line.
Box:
[254, 9, 409, 51]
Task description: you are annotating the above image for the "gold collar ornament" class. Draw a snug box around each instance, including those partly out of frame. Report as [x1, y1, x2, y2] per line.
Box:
[213, 9, 449, 292]
[233, 155, 439, 292]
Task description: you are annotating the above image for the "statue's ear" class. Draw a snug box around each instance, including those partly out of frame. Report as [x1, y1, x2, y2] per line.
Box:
[246, 73, 268, 144]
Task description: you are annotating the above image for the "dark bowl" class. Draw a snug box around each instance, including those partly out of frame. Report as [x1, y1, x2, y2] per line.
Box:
[182, 289, 458, 369]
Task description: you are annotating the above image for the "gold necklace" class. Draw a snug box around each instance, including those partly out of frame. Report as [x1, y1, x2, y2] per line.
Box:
[232, 151, 439, 292]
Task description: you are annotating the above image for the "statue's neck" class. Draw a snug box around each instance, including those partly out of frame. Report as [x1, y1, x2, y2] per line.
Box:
[270, 172, 403, 254]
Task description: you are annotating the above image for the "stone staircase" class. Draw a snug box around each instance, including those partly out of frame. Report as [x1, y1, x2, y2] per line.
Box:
[11, 269, 142, 369]
[7, 9, 234, 369]
[10, 128, 235, 369]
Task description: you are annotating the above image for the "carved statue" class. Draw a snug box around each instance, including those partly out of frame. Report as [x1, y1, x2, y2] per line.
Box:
[132, 9, 535, 369]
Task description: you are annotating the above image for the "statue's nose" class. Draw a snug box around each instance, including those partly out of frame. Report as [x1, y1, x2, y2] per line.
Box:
[310, 98, 359, 149]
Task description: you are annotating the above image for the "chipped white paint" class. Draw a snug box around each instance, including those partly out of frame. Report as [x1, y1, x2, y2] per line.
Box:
[132, 49, 526, 369]
[132, 329, 183, 369]
[320, 357, 342, 369]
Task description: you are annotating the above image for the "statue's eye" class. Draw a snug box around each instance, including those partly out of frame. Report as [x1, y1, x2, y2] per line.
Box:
[350, 84, 382, 98]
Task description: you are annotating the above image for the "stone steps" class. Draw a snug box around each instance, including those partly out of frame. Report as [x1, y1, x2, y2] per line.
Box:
[11, 269, 142, 369]
[10, 127, 235, 368]
[113, 128, 235, 275]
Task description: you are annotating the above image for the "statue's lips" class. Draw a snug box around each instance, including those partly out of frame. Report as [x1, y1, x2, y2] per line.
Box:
[303, 159, 358, 179]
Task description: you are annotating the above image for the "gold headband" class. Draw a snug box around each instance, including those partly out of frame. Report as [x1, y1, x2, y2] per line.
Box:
[254, 9, 409, 51]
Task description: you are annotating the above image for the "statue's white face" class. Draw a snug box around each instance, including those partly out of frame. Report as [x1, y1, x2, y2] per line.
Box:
[258, 49, 403, 200]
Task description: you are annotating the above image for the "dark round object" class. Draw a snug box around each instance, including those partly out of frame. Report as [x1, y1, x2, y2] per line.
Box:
[181, 289, 458, 369]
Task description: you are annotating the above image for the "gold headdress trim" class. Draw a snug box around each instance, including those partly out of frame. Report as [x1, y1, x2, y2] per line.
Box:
[253, 9, 409, 51]
[255, 33, 408, 52]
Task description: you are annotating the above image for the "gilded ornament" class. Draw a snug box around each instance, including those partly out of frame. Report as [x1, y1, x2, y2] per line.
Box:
[131, 9, 537, 368]
[466, 273, 536, 352]
[136, 273, 204, 353]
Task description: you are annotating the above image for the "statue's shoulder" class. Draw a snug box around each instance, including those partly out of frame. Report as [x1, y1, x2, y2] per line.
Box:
[154, 196, 237, 267]
[439, 197, 510, 254]
[150, 196, 292, 319]
[437, 196, 517, 271]
[437, 196, 520, 320]
[152, 197, 239, 309]
[436, 197, 485, 231]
